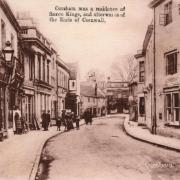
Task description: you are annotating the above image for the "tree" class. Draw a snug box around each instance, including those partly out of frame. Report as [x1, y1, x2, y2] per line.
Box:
[110, 54, 138, 83]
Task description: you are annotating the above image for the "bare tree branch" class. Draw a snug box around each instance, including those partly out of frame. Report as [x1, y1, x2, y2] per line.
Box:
[110, 54, 138, 83]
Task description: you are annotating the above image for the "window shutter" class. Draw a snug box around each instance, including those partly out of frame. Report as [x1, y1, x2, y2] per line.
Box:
[159, 14, 166, 26]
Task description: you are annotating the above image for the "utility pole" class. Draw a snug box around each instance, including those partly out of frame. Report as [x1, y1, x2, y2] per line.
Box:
[88, 72, 98, 117]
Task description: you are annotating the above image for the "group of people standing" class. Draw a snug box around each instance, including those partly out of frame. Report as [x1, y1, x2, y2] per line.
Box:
[41, 108, 93, 132]
[56, 110, 80, 131]
[13, 106, 28, 134]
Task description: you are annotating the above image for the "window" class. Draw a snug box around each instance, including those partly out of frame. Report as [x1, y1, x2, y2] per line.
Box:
[29, 55, 33, 80]
[164, 1, 172, 25]
[139, 97, 145, 115]
[173, 93, 179, 122]
[47, 61, 50, 83]
[38, 54, 41, 80]
[88, 97, 90, 102]
[166, 52, 177, 75]
[165, 93, 180, 124]
[1, 19, 6, 49]
[139, 61, 145, 82]
[43, 57, 45, 81]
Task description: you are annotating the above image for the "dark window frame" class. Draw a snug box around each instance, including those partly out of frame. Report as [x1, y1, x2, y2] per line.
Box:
[166, 51, 178, 75]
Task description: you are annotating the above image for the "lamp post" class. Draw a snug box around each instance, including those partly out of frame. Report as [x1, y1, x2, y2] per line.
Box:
[0, 41, 14, 138]
[3, 41, 14, 64]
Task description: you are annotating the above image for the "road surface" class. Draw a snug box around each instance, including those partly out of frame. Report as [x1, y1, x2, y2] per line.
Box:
[36, 115, 180, 180]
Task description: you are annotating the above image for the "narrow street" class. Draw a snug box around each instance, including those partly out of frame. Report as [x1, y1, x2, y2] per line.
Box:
[36, 115, 180, 180]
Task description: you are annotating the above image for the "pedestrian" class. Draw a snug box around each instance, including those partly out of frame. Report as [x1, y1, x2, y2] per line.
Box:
[70, 112, 74, 130]
[41, 110, 46, 131]
[62, 110, 67, 131]
[84, 110, 89, 125]
[46, 110, 51, 130]
[56, 116, 61, 131]
[75, 115, 80, 130]
[13, 106, 22, 134]
[88, 110, 93, 125]
[14, 112, 22, 134]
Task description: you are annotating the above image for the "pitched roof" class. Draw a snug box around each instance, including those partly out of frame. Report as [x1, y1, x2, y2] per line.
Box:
[66, 62, 78, 79]
[149, 0, 165, 8]
[80, 83, 105, 98]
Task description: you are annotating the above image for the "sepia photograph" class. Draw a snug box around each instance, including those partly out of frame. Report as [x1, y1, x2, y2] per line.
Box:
[0, 0, 180, 179]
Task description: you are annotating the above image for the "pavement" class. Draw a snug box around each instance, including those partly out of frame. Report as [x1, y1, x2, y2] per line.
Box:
[0, 120, 85, 180]
[123, 114, 180, 152]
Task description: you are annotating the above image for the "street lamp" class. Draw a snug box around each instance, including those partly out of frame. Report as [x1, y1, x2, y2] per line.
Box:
[2, 41, 14, 63]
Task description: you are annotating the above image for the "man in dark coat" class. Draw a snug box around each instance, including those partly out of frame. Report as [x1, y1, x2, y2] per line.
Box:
[87, 109, 93, 125]
[41, 110, 46, 131]
[46, 110, 51, 130]
[84, 110, 89, 125]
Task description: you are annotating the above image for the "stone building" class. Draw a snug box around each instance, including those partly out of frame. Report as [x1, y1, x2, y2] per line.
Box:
[65, 62, 81, 116]
[80, 82, 106, 117]
[134, 25, 153, 126]
[149, 0, 180, 130]
[106, 79, 129, 114]
[135, 0, 180, 134]
[0, 0, 23, 138]
[17, 13, 53, 128]
[56, 56, 70, 117]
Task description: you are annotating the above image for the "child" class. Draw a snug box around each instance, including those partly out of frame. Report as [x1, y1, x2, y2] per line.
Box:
[56, 117, 61, 131]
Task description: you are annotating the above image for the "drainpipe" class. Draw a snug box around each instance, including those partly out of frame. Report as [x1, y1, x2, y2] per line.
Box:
[56, 63, 58, 119]
[153, 7, 157, 134]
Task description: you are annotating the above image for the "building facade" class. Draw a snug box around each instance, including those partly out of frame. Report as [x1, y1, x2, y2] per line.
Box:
[65, 62, 80, 116]
[135, 25, 153, 127]
[128, 81, 138, 121]
[56, 57, 70, 118]
[17, 13, 53, 129]
[106, 79, 129, 114]
[80, 82, 106, 117]
[149, 0, 180, 129]
[0, 0, 23, 138]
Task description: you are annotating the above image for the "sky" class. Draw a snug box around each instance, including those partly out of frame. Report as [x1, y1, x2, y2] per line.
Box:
[7, 0, 152, 80]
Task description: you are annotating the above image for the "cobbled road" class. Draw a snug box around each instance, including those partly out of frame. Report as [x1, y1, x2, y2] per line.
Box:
[36, 115, 180, 180]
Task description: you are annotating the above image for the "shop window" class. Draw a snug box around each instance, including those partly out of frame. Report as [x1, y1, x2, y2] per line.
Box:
[139, 97, 145, 115]
[166, 52, 177, 75]
[166, 94, 172, 121]
[165, 93, 180, 124]
[173, 93, 179, 122]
